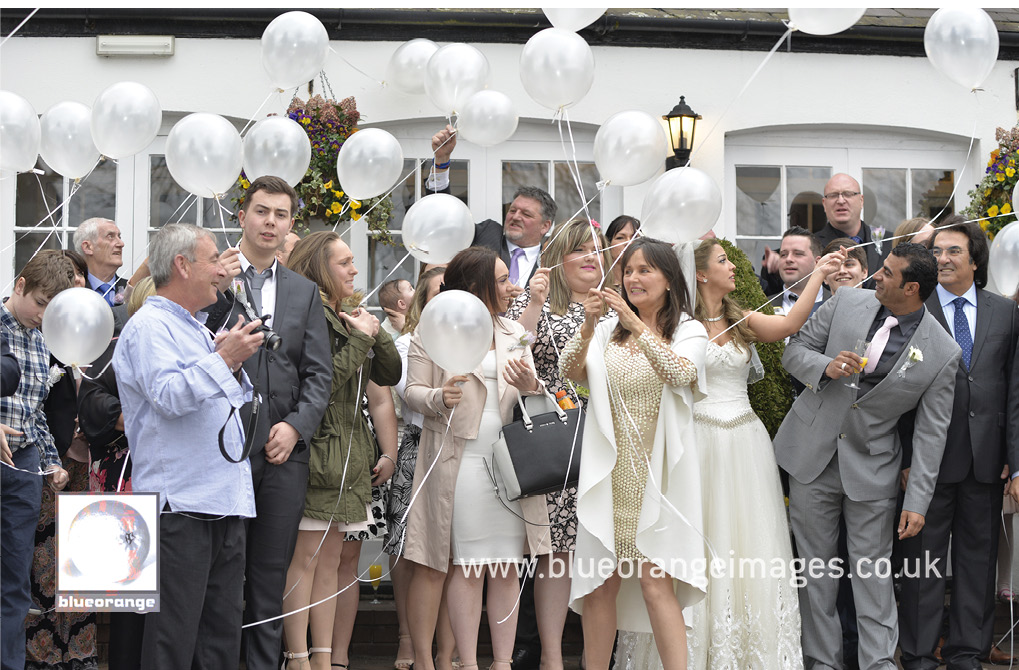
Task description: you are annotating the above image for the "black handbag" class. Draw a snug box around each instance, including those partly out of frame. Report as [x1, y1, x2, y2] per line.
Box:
[491, 390, 584, 501]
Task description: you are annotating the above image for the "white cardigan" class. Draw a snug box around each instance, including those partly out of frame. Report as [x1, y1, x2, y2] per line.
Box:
[569, 316, 708, 633]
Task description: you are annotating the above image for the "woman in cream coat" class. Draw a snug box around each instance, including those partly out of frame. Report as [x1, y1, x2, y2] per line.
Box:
[404, 247, 551, 670]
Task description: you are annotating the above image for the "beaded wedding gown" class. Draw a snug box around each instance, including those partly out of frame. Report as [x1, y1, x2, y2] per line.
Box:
[616, 340, 803, 670]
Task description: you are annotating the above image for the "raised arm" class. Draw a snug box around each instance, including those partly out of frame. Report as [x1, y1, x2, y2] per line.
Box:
[746, 248, 846, 343]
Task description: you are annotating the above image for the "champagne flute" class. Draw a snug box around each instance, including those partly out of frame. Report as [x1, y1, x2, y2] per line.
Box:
[845, 339, 870, 390]
[369, 563, 383, 604]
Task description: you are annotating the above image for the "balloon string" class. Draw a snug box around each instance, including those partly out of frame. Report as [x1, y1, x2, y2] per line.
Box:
[921, 94, 980, 226]
[0, 8, 38, 47]
[328, 46, 386, 88]
[330, 201, 352, 233]
[0, 461, 62, 477]
[541, 184, 604, 252]
[358, 250, 412, 307]
[213, 195, 240, 249]
[556, 110, 607, 282]
[239, 88, 282, 137]
[684, 27, 793, 170]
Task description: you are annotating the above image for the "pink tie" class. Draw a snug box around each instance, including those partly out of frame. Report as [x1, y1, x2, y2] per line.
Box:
[864, 315, 899, 374]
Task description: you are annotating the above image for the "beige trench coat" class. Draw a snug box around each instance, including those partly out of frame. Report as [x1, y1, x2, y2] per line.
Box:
[403, 317, 553, 572]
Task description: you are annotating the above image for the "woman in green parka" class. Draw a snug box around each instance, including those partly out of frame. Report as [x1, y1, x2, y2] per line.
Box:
[281, 231, 402, 670]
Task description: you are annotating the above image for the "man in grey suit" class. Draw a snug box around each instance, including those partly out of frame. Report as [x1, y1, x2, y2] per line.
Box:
[774, 243, 961, 670]
[898, 218, 1019, 670]
[203, 176, 332, 669]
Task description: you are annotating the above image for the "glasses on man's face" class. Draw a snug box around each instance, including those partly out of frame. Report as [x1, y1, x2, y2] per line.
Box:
[931, 246, 965, 258]
[822, 190, 861, 201]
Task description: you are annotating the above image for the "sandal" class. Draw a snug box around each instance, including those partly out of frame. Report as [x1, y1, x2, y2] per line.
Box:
[490, 660, 513, 670]
[283, 650, 310, 670]
[395, 634, 414, 670]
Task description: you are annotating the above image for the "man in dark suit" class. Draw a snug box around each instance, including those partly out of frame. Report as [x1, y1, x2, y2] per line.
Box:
[767, 226, 822, 317]
[898, 217, 1019, 670]
[203, 176, 332, 670]
[427, 125, 555, 297]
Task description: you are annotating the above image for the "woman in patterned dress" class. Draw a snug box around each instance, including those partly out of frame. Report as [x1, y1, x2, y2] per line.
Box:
[561, 238, 707, 670]
[506, 219, 611, 670]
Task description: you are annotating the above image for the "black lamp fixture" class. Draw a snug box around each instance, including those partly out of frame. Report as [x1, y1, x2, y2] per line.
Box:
[664, 96, 701, 171]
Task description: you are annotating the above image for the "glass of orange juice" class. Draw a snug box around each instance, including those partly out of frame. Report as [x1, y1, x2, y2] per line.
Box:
[369, 563, 383, 604]
[845, 339, 870, 390]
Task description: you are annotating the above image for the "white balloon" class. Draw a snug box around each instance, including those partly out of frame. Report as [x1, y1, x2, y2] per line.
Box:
[261, 11, 330, 90]
[386, 38, 440, 95]
[594, 110, 667, 187]
[42, 287, 115, 368]
[165, 113, 243, 198]
[541, 8, 607, 32]
[924, 7, 999, 90]
[520, 28, 595, 111]
[989, 221, 1019, 298]
[640, 167, 722, 244]
[417, 289, 494, 375]
[457, 90, 519, 148]
[788, 8, 866, 36]
[39, 101, 101, 179]
[425, 43, 490, 115]
[91, 81, 162, 159]
[336, 128, 404, 200]
[243, 117, 311, 187]
[0, 91, 40, 173]
[402, 193, 475, 264]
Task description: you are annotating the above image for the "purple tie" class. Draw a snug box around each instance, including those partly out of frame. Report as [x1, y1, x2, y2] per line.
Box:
[508, 247, 526, 286]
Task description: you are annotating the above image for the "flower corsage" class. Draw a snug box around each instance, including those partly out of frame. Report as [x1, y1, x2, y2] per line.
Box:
[897, 346, 923, 378]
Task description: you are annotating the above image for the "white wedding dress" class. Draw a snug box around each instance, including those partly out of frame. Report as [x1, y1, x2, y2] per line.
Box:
[616, 340, 803, 670]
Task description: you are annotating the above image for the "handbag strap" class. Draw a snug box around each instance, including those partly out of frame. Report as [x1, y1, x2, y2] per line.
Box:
[514, 388, 567, 430]
[481, 457, 550, 527]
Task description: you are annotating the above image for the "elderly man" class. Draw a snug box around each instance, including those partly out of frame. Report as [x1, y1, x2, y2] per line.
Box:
[427, 125, 556, 296]
[74, 217, 127, 306]
[113, 223, 265, 669]
[898, 218, 1019, 670]
[774, 243, 961, 670]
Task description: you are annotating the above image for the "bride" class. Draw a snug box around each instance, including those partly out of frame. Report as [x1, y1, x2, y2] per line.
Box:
[617, 239, 844, 669]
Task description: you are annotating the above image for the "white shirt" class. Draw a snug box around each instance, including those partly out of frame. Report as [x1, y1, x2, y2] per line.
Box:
[506, 240, 541, 288]
[425, 167, 451, 193]
[775, 288, 822, 316]
[238, 252, 279, 328]
[937, 282, 977, 342]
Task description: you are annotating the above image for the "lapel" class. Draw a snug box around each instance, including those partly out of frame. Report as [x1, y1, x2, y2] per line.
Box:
[865, 310, 933, 396]
[970, 288, 993, 366]
[493, 321, 514, 402]
[926, 293, 950, 333]
[843, 291, 882, 351]
[274, 265, 292, 329]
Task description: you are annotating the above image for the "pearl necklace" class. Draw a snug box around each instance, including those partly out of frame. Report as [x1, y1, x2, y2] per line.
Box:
[703, 313, 725, 322]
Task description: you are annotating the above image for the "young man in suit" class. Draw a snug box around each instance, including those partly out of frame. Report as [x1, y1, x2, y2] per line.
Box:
[774, 243, 961, 670]
[897, 218, 1019, 670]
[203, 176, 332, 669]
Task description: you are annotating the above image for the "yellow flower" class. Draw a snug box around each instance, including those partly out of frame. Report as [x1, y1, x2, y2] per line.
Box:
[1008, 167, 1016, 178]
[988, 205, 1000, 217]
[350, 199, 361, 209]
[1004, 203, 1013, 215]
[330, 201, 342, 214]
[1011, 158, 1016, 166]
[351, 212, 362, 221]
[986, 188, 993, 197]
[980, 220, 990, 230]
[997, 173, 1006, 182]
[323, 180, 333, 189]
[332, 190, 342, 198]
[240, 178, 250, 189]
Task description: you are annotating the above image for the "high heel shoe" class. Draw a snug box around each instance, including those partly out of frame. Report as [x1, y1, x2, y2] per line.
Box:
[395, 634, 414, 670]
[282, 650, 310, 670]
[490, 660, 512, 670]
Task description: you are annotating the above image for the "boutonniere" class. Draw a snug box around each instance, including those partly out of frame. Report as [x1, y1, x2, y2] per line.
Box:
[508, 332, 535, 351]
[46, 364, 65, 389]
[113, 290, 125, 306]
[231, 278, 246, 303]
[897, 346, 923, 378]
[872, 226, 887, 254]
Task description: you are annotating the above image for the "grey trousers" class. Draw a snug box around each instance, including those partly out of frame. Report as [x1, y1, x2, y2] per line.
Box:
[789, 455, 898, 670]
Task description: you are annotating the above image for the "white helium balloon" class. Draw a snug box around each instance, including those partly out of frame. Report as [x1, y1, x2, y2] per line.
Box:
[165, 113, 243, 198]
[424, 43, 490, 116]
[542, 8, 607, 33]
[788, 8, 866, 36]
[520, 28, 595, 111]
[0, 91, 41, 173]
[386, 38, 440, 95]
[402, 193, 475, 264]
[640, 167, 722, 244]
[989, 221, 1019, 298]
[457, 90, 518, 147]
[417, 290, 494, 376]
[39, 101, 100, 179]
[91, 81, 162, 159]
[243, 117, 311, 187]
[924, 7, 1000, 90]
[261, 11, 330, 90]
[42, 287, 115, 369]
[336, 128, 404, 200]
[594, 110, 667, 187]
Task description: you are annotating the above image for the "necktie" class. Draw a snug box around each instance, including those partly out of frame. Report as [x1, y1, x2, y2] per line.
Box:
[953, 297, 973, 369]
[508, 247, 526, 287]
[787, 293, 798, 303]
[864, 315, 899, 374]
[97, 282, 114, 307]
[850, 235, 863, 245]
[245, 266, 272, 316]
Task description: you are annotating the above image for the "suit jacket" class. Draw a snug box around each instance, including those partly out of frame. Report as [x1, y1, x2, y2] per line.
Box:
[900, 288, 1019, 483]
[773, 287, 961, 516]
[402, 317, 551, 572]
[203, 265, 332, 459]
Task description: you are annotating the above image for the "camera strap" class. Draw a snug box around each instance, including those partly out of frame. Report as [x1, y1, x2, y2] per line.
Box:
[218, 297, 272, 464]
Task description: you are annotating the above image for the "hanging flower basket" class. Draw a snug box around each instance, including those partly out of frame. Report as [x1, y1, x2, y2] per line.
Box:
[962, 125, 1019, 240]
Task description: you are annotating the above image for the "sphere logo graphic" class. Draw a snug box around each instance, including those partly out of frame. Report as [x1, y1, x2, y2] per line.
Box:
[65, 500, 150, 585]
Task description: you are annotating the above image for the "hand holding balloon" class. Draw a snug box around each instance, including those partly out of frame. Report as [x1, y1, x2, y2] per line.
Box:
[442, 375, 469, 408]
[338, 308, 380, 338]
[528, 268, 551, 304]
[216, 247, 242, 292]
[432, 124, 457, 164]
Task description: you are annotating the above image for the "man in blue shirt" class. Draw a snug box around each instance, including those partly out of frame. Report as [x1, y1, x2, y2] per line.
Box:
[114, 223, 264, 669]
